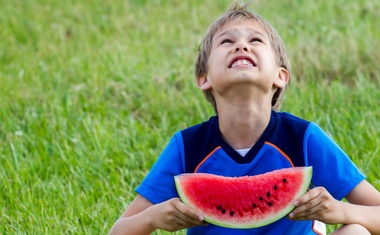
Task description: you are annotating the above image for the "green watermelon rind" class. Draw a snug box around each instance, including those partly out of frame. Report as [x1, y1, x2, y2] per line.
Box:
[174, 166, 313, 229]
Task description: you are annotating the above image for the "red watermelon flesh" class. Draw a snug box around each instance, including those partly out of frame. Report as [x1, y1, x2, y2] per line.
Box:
[174, 167, 312, 228]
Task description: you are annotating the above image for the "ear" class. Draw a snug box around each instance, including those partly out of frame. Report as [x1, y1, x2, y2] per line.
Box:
[273, 67, 289, 88]
[197, 74, 212, 91]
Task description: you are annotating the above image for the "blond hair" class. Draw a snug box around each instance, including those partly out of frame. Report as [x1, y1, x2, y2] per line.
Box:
[195, 2, 291, 113]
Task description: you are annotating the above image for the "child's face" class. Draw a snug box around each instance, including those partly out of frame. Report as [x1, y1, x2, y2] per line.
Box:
[198, 19, 288, 101]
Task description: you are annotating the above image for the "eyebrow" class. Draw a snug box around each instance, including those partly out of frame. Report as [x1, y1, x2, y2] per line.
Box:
[216, 27, 267, 40]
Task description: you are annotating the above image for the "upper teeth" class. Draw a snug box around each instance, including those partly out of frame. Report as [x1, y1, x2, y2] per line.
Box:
[231, 59, 253, 67]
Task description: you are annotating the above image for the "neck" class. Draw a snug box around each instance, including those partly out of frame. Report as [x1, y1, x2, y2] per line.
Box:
[218, 104, 272, 149]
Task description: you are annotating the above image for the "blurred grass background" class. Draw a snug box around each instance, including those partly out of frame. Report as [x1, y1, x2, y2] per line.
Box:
[1, 0, 379, 234]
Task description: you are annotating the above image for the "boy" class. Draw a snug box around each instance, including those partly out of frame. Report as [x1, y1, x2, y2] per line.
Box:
[109, 2, 380, 235]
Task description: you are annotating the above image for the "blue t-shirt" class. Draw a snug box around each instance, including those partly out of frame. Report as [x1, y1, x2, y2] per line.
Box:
[136, 111, 365, 235]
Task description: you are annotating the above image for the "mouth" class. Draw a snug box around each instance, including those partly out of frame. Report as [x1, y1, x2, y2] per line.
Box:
[228, 56, 256, 68]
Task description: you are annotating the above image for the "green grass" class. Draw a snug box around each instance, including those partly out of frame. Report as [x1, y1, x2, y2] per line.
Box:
[1, 0, 379, 234]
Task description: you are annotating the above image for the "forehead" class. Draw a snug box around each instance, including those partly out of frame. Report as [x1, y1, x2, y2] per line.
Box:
[214, 19, 267, 39]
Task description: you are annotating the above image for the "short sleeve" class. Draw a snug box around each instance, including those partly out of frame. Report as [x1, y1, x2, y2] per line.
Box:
[304, 123, 365, 200]
[135, 132, 185, 204]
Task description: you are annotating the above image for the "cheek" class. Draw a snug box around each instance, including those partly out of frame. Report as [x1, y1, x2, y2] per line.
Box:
[207, 53, 222, 72]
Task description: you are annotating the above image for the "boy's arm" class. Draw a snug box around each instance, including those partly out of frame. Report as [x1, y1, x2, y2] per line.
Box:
[108, 195, 156, 235]
[108, 195, 207, 235]
[289, 180, 380, 235]
[342, 180, 380, 235]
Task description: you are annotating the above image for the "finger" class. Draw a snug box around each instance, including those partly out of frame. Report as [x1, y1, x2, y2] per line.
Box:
[172, 199, 206, 226]
[294, 187, 324, 206]
[289, 201, 322, 220]
[173, 198, 203, 221]
[290, 188, 325, 219]
[292, 196, 322, 215]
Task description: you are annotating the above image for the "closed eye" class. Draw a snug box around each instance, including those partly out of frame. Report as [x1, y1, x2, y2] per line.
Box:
[220, 38, 233, 44]
[251, 37, 263, 43]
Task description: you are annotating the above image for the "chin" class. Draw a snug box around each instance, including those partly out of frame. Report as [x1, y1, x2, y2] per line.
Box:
[234, 72, 256, 81]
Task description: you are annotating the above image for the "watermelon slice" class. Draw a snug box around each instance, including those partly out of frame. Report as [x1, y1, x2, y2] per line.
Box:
[174, 167, 312, 228]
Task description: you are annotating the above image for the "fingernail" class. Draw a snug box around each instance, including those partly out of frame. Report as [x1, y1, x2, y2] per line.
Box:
[289, 212, 294, 218]
[293, 201, 299, 206]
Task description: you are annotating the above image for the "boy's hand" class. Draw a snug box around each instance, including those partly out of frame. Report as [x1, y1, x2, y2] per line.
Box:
[149, 198, 208, 232]
[288, 187, 345, 224]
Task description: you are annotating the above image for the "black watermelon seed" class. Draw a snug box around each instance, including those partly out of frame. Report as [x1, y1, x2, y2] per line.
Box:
[230, 211, 235, 216]
[221, 209, 226, 214]
[266, 192, 270, 197]
[283, 178, 287, 183]
[259, 197, 264, 201]
[267, 202, 273, 207]
[216, 205, 223, 210]
[252, 203, 257, 208]
[274, 185, 278, 190]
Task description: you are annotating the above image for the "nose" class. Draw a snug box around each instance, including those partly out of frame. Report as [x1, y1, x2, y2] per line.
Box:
[235, 42, 249, 52]
[235, 47, 248, 52]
